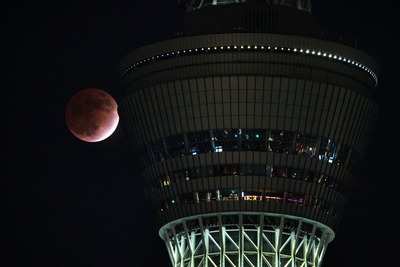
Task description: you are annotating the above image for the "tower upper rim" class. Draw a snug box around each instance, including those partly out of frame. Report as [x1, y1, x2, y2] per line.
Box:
[118, 32, 379, 87]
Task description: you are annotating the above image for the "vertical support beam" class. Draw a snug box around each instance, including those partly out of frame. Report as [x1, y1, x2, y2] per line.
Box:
[302, 235, 308, 267]
[258, 214, 265, 267]
[274, 216, 284, 267]
[306, 224, 317, 260]
[294, 220, 303, 252]
[221, 225, 227, 267]
[183, 220, 194, 266]
[274, 229, 279, 267]
[296, 0, 302, 10]
[315, 231, 330, 267]
[204, 228, 210, 267]
[319, 232, 331, 264]
[239, 213, 244, 267]
[171, 225, 183, 266]
[199, 217, 208, 267]
[218, 215, 226, 267]
[164, 231, 178, 267]
[290, 231, 296, 267]
[179, 234, 186, 267]
[190, 231, 196, 267]
[293, 219, 303, 266]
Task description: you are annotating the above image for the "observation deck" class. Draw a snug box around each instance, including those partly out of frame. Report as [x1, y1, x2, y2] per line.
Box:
[119, 1, 379, 266]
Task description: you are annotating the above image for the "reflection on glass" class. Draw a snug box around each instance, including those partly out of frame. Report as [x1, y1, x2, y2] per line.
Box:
[142, 128, 357, 173]
[157, 164, 337, 189]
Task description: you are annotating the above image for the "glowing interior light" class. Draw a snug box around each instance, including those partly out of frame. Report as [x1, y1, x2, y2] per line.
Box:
[215, 146, 223, 152]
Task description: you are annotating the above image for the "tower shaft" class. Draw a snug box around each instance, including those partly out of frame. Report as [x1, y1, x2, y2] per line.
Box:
[119, 3, 379, 266]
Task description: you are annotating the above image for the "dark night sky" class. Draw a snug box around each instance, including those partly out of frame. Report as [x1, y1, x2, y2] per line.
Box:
[3, 1, 399, 266]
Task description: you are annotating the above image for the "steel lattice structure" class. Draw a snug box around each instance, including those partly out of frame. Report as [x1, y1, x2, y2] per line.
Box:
[119, 1, 379, 266]
[162, 213, 333, 267]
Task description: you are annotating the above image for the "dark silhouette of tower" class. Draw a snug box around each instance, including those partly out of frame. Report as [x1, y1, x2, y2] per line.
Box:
[118, 1, 378, 266]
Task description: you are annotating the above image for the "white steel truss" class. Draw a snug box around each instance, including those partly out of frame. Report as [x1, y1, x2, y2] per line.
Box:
[161, 213, 334, 267]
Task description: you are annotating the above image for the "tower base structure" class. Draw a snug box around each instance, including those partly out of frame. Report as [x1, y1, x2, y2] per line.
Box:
[160, 213, 334, 267]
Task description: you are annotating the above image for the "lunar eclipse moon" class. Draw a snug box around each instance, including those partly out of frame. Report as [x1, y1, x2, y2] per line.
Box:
[65, 88, 119, 142]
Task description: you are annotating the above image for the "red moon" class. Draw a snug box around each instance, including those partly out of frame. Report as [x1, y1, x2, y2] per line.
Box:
[65, 88, 119, 142]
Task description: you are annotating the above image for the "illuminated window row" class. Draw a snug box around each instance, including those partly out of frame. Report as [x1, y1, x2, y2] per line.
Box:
[159, 189, 337, 216]
[121, 44, 378, 85]
[139, 129, 358, 172]
[156, 163, 338, 189]
[186, 0, 311, 12]
[190, 0, 241, 10]
[185, 0, 311, 12]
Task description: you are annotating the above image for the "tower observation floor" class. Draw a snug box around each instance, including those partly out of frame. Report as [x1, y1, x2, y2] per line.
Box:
[119, 3, 379, 266]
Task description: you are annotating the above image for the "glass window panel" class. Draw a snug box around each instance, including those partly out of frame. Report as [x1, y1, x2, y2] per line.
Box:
[241, 129, 267, 151]
[212, 129, 239, 152]
[318, 138, 340, 163]
[295, 133, 317, 157]
[166, 134, 186, 158]
[268, 130, 295, 154]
